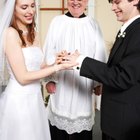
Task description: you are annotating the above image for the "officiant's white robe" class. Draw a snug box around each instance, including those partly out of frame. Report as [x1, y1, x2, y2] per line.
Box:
[43, 14, 107, 134]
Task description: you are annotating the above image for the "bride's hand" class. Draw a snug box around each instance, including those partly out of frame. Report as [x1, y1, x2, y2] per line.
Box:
[54, 50, 80, 71]
[55, 50, 69, 64]
[62, 50, 80, 64]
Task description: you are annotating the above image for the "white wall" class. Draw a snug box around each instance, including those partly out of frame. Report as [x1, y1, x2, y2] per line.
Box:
[39, 0, 65, 46]
[95, 0, 121, 52]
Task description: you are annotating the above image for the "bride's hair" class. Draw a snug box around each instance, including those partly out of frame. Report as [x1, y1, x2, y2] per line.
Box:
[11, 15, 36, 47]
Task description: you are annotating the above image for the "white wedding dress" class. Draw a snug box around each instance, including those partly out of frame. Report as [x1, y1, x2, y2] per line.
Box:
[0, 47, 51, 140]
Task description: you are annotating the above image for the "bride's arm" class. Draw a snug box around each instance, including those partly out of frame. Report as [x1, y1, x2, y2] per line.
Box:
[4, 28, 63, 85]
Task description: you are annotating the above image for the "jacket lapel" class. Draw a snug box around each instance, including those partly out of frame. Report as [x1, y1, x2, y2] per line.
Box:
[107, 32, 124, 64]
[108, 17, 140, 65]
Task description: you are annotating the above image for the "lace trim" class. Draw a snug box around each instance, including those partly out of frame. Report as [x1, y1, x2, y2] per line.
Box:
[48, 108, 95, 134]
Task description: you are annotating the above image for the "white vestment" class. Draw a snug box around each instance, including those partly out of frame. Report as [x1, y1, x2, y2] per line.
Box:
[44, 14, 107, 134]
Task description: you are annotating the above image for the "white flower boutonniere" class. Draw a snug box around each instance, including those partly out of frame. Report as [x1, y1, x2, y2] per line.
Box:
[118, 32, 126, 38]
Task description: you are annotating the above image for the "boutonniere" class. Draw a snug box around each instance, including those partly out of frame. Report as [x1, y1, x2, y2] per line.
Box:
[118, 31, 126, 38]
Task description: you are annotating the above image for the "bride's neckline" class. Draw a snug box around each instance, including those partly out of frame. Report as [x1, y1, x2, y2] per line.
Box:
[22, 46, 39, 49]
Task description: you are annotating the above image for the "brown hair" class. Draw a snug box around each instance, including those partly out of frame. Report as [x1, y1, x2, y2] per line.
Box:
[10, 7, 36, 47]
[108, 0, 140, 11]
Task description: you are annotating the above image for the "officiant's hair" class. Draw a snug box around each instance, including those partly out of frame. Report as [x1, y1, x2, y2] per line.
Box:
[108, 0, 140, 11]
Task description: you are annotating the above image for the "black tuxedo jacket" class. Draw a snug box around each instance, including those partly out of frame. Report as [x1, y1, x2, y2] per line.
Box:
[80, 18, 140, 140]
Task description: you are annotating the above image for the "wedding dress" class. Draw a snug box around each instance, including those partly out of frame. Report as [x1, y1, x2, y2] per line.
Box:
[0, 47, 51, 140]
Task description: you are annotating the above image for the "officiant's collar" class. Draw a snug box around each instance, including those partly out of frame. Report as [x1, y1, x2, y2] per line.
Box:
[65, 11, 86, 18]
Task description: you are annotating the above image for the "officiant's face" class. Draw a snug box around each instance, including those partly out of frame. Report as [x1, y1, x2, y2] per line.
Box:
[67, 0, 88, 18]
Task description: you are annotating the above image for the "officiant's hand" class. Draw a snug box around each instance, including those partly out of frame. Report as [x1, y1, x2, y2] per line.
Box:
[45, 81, 56, 94]
[56, 50, 69, 64]
[94, 85, 102, 96]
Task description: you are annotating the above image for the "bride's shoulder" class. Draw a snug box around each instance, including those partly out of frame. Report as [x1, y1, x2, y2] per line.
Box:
[4, 27, 22, 50]
[5, 27, 20, 38]
[6, 27, 18, 34]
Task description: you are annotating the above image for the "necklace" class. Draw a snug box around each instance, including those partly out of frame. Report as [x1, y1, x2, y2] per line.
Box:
[22, 30, 28, 35]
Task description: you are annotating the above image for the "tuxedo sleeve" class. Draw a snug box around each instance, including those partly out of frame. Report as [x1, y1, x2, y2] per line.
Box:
[80, 54, 140, 91]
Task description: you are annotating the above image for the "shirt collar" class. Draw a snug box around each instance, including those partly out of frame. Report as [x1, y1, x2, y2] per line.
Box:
[120, 15, 140, 34]
[65, 11, 86, 18]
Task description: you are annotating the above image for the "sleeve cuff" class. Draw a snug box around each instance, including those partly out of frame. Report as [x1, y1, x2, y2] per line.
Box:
[73, 55, 86, 70]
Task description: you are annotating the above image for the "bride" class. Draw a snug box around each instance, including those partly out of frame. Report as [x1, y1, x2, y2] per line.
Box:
[0, 0, 74, 140]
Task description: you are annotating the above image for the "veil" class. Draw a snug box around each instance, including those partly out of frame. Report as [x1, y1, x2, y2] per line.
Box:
[0, 0, 16, 85]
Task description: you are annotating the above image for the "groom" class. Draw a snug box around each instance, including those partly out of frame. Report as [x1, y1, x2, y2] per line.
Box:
[62, 0, 140, 140]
